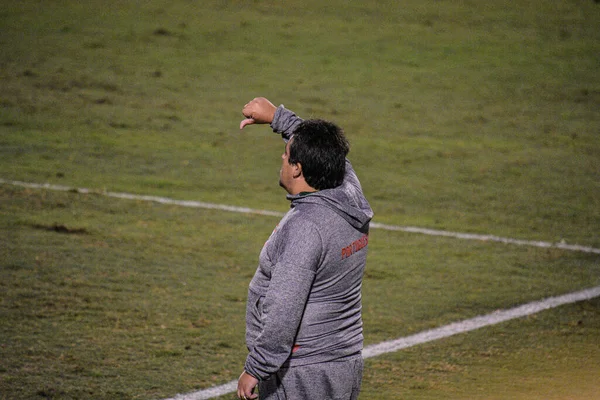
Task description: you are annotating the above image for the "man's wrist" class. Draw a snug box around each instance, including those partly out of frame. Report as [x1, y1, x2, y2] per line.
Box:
[243, 370, 259, 381]
[243, 360, 258, 379]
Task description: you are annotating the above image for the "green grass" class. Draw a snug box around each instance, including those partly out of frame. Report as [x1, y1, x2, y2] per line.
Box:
[1, 185, 265, 398]
[2, 185, 598, 400]
[1, 0, 599, 399]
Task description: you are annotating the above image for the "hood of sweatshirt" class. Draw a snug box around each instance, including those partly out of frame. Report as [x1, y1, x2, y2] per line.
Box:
[286, 180, 373, 232]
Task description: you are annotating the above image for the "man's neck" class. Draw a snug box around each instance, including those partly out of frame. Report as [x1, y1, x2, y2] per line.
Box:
[286, 178, 317, 196]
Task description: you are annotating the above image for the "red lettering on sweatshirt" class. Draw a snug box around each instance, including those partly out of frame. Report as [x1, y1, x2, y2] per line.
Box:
[341, 234, 368, 260]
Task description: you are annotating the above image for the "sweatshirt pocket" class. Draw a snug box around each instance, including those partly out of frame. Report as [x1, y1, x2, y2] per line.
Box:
[256, 295, 265, 318]
[247, 287, 265, 323]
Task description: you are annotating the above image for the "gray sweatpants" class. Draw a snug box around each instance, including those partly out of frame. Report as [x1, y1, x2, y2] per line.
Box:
[257, 355, 363, 400]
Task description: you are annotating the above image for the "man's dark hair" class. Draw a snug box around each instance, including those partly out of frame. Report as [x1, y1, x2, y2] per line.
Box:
[288, 119, 350, 190]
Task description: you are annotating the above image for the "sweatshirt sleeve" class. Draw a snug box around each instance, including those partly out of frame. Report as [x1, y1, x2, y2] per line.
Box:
[270, 105, 304, 141]
[244, 219, 321, 381]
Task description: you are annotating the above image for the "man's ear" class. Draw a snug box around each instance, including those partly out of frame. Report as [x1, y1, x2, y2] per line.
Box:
[292, 162, 303, 179]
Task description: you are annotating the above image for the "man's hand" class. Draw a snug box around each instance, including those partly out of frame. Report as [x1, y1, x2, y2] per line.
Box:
[237, 370, 259, 400]
[240, 97, 277, 130]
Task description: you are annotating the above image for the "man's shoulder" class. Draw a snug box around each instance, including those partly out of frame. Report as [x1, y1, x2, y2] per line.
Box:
[288, 201, 343, 230]
[283, 205, 324, 228]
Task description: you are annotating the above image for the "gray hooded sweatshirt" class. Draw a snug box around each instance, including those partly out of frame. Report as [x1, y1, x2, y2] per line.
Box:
[244, 106, 374, 381]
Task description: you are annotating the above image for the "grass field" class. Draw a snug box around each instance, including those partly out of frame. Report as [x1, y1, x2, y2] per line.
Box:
[1, 0, 599, 399]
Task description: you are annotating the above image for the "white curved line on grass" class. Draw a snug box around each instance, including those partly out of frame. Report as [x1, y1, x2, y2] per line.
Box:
[361, 285, 600, 358]
[164, 285, 600, 400]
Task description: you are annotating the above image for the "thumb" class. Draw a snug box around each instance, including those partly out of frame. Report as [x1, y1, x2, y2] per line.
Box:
[240, 118, 255, 130]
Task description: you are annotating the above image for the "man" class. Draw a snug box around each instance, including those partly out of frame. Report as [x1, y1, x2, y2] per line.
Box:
[237, 97, 373, 400]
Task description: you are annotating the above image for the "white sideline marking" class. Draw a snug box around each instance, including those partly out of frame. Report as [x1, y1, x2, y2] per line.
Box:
[369, 223, 600, 254]
[2, 178, 599, 254]
[167, 381, 238, 400]
[165, 285, 600, 400]
[0, 179, 284, 217]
